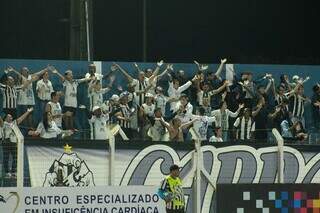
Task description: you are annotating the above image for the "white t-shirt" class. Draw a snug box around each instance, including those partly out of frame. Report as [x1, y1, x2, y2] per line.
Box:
[85, 73, 103, 94]
[145, 76, 157, 95]
[168, 81, 192, 111]
[88, 88, 110, 111]
[3, 121, 19, 143]
[209, 135, 223, 142]
[142, 103, 155, 117]
[154, 94, 168, 115]
[48, 101, 62, 127]
[36, 121, 62, 139]
[211, 109, 239, 130]
[89, 114, 109, 140]
[36, 79, 54, 101]
[149, 118, 168, 141]
[63, 80, 80, 108]
[173, 102, 193, 114]
[18, 75, 35, 105]
[192, 115, 216, 141]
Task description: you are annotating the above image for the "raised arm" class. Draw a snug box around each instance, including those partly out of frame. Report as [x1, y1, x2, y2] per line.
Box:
[17, 108, 33, 125]
[7, 66, 23, 79]
[113, 63, 134, 83]
[148, 60, 164, 82]
[252, 104, 263, 117]
[271, 78, 277, 97]
[181, 118, 198, 129]
[265, 79, 272, 94]
[133, 62, 143, 73]
[115, 111, 130, 122]
[209, 80, 229, 96]
[78, 76, 92, 84]
[157, 64, 173, 80]
[238, 81, 256, 98]
[51, 68, 65, 82]
[31, 67, 49, 81]
[285, 83, 301, 98]
[228, 103, 244, 117]
[156, 117, 171, 130]
[177, 75, 198, 93]
[268, 106, 281, 119]
[300, 76, 310, 85]
[214, 58, 227, 79]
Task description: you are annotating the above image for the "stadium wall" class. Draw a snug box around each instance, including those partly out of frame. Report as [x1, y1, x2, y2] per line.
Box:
[12, 140, 320, 213]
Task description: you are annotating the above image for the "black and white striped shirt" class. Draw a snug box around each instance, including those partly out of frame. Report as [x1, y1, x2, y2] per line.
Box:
[118, 104, 131, 128]
[289, 94, 305, 118]
[234, 117, 255, 140]
[0, 83, 22, 109]
[275, 94, 289, 111]
[132, 79, 147, 107]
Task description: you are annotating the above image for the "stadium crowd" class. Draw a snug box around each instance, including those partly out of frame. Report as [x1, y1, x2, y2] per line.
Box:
[0, 60, 320, 144]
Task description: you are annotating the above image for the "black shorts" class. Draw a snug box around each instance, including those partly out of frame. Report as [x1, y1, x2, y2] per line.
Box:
[63, 106, 77, 115]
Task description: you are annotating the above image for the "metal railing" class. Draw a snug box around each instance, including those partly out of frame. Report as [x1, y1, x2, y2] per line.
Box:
[0, 125, 315, 213]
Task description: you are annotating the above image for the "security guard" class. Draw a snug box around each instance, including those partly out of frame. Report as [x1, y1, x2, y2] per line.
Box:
[158, 164, 185, 213]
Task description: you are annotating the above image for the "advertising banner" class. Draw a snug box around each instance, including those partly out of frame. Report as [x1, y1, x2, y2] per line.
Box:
[216, 184, 320, 212]
[0, 186, 165, 213]
[24, 141, 320, 213]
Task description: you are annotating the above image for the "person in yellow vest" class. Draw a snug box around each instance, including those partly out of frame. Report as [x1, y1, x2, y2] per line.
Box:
[158, 164, 185, 213]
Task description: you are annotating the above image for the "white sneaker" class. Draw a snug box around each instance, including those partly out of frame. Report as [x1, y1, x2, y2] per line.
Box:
[5, 173, 11, 178]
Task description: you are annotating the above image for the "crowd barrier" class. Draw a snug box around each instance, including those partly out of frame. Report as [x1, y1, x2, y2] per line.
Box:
[1, 127, 320, 212]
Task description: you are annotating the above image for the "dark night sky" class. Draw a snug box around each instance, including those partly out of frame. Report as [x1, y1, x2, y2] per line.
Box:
[0, 0, 319, 64]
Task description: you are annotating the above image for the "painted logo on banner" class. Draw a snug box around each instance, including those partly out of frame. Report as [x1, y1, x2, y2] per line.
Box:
[43, 144, 95, 187]
[120, 145, 320, 212]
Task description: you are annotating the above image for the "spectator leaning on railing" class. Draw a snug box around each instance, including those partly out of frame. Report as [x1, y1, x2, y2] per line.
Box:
[2, 107, 33, 178]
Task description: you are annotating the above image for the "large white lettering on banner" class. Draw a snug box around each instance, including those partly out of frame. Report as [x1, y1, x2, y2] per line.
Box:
[0, 186, 165, 213]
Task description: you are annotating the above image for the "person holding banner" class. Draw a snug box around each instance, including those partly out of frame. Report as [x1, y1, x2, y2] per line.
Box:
[158, 164, 185, 213]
